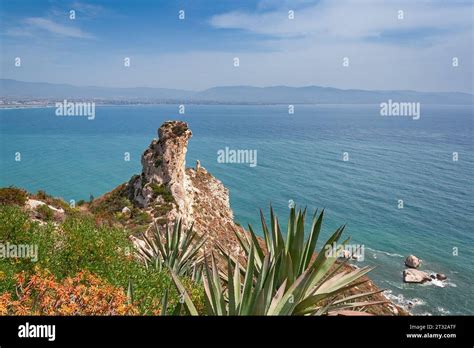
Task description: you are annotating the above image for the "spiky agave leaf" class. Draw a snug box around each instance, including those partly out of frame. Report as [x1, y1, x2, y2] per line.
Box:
[170, 205, 381, 316]
[135, 219, 206, 277]
[127, 279, 134, 306]
[169, 271, 199, 316]
[224, 205, 379, 315]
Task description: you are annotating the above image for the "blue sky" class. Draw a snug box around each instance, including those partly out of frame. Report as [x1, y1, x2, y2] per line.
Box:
[0, 0, 472, 92]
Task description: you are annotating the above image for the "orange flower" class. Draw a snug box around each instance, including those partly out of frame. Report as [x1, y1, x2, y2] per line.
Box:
[0, 269, 138, 315]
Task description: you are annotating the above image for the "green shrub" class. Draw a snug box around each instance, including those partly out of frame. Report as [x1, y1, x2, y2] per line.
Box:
[89, 184, 132, 218]
[132, 210, 152, 225]
[36, 190, 48, 200]
[152, 203, 173, 217]
[0, 205, 56, 293]
[150, 183, 174, 203]
[0, 204, 205, 314]
[31, 190, 70, 212]
[0, 205, 32, 244]
[0, 187, 27, 206]
[36, 204, 54, 222]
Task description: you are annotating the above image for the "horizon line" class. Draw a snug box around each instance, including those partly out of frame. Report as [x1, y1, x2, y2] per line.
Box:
[1, 78, 472, 96]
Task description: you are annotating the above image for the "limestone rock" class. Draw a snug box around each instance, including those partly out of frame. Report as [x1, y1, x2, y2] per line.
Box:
[405, 255, 421, 268]
[121, 206, 131, 218]
[403, 269, 431, 283]
[127, 120, 246, 253]
[26, 198, 65, 223]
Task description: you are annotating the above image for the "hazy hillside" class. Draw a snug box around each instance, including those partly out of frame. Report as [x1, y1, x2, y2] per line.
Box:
[0, 79, 193, 100]
[1, 79, 472, 104]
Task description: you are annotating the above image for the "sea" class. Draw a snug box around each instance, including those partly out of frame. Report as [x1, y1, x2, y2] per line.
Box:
[0, 104, 472, 315]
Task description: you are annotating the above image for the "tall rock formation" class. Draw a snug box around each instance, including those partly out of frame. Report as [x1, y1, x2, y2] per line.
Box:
[127, 120, 244, 253]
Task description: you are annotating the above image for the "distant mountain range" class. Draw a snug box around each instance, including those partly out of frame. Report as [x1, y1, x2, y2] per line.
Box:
[1, 79, 472, 104]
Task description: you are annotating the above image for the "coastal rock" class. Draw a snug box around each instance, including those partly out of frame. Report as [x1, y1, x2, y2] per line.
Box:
[403, 269, 431, 283]
[26, 198, 65, 223]
[436, 273, 447, 281]
[121, 206, 131, 218]
[128, 121, 192, 214]
[405, 255, 421, 268]
[127, 120, 246, 254]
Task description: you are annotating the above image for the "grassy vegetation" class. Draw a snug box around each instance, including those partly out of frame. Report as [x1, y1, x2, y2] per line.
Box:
[0, 187, 27, 206]
[33, 190, 71, 211]
[0, 203, 204, 315]
[89, 184, 153, 233]
[89, 184, 132, 219]
[36, 204, 54, 222]
[150, 183, 174, 203]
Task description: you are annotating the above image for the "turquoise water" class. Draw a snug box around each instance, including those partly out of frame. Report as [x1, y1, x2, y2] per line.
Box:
[1, 104, 473, 315]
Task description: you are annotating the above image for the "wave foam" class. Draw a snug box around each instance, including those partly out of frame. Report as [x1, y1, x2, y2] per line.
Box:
[366, 247, 404, 258]
[427, 278, 457, 288]
[383, 290, 426, 313]
[437, 307, 451, 315]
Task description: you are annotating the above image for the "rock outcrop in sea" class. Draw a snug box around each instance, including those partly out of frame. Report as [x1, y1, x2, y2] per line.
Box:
[405, 255, 421, 268]
[403, 269, 431, 283]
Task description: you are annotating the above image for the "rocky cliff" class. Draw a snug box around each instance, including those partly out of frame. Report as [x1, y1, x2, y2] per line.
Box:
[126, 121, 244, 254]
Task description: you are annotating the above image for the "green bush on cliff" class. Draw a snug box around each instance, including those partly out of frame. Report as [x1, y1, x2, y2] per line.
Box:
[0, 204, 204, 314]
[0, 204, 34, 244]
[150, 183, 174, 203]
[0, 187, 27, 206]
[89, 184, 132, 218]
[33, 190, 71, 211]
[0, 205, 57, 293]
[36, 204, 54, 222]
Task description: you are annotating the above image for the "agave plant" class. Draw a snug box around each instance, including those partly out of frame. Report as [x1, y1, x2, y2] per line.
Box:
[227, 207, 340, 288]
[171, 206, 387, 315]
[135, 219, 205, 278]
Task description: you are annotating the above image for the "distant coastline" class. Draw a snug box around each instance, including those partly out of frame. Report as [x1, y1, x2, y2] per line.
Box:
[1, 79, 473, 106]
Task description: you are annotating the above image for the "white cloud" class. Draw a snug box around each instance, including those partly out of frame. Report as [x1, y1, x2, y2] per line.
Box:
[21, 17, 94, 39]
[210, 0, 472, 41]
[197, 0, 474, 92]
